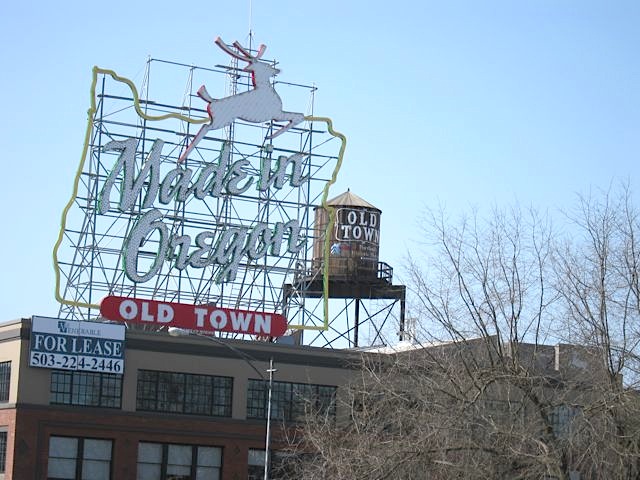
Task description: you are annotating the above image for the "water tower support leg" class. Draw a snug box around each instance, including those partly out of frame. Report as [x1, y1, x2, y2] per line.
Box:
[399, 296, 406, 341]
[354, 299, 360, 347]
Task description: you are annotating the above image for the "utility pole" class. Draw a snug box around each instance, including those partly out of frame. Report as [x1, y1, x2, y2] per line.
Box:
[264, 358, 276, 480]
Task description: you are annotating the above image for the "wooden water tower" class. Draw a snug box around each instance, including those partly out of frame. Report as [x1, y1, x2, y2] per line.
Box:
[284, 190, 406, 348]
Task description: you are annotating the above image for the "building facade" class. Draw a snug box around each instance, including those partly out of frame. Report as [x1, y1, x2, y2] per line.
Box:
[0, 318, 357, 479]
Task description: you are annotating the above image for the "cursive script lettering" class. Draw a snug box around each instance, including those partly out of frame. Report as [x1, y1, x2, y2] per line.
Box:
[99, 138, 307, 284]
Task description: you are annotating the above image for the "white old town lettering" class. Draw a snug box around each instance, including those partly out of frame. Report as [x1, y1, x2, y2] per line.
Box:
[338, 209, 380, 244]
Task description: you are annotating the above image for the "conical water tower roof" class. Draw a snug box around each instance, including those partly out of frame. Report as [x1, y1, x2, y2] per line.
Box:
[326, 189, 380, 211]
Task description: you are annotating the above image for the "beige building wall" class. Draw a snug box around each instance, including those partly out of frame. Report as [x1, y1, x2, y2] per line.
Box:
[2, 319, 358, 418]
[0, 321, 26, 406]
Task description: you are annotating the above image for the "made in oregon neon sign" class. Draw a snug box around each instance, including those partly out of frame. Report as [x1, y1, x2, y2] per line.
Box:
[98, 138, 309, 283]
[53, 37, 346, 324]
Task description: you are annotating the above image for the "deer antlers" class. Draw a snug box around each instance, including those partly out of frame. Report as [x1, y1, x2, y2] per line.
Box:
[214, 37, 266, 62]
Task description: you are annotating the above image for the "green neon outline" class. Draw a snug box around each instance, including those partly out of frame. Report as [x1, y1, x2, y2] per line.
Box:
[53, 68, 346, 334]
[286, 116, 345, 332]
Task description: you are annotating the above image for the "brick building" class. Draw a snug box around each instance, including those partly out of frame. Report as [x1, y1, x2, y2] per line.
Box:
[0, 317, 357, 479]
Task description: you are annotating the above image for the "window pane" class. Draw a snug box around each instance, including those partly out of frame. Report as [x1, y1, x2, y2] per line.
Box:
[50, 371, 72, 404]
[317, 385, 337, 418]
[73, 372, 101, 406]
[168, 444, 192, 466]
[137, 370, 231, 417]
[49, 437, 78, 458]
[83, 439, 112, 461]
[271, 382, 292, 421]
[48, 458, 77, 478]
[100, 375, 122, 408]
[0, 362, 10, 402]
[166, 464, 191, 476]
[248, 449, 266, 466]
[196, 465, 220, 480]
[137, 371, 158, 411]
[247, 380, 266, 419]
[248, 465, 263, 480]
[137, 463, 161, 480]
[184, 374, 212, 415]
[157, 372, 185, 413]
[211, 377, 232, 417]
[197, 447, 222, 467]
[291, 384, 311, 421]
[51, 371, 121, 408]
[0, 431, 7, 473]
[138, 442, 164, 480]
[138, 442, 162, 463]
[247, 380, 337, 422]
[137, 443, 224, 480]
[81, 459, 110, 480]
[549, 404, 581, 438]
[49, 437, 113, 480]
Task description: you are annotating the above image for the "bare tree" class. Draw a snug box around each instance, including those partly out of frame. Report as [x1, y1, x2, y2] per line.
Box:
[555, 185, 640, 384]
[284, 188, 640, 480]
[554, 185, 640, 476]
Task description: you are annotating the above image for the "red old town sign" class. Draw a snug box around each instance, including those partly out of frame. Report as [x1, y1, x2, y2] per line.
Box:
[100, 296, 288, 337]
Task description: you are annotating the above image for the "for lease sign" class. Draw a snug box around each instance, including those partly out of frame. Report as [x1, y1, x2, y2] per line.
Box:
[100, 296, 288, 337]
[30, 316, 125, 374]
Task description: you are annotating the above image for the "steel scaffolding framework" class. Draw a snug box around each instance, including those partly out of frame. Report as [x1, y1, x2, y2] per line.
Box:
[55, 48, 404, 348]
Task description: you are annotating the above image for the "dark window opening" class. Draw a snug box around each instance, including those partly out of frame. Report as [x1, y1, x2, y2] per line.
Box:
[0, 362, 11, 402]
[137, 441, 222, 480]
[247, 379, 336, 422]
[136, 370, 232, 417]
[50, 371, 122, 408]
[47, 436, 112, 480]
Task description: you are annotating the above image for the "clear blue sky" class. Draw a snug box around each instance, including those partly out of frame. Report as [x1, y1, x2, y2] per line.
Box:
[0, 1, 638, 321]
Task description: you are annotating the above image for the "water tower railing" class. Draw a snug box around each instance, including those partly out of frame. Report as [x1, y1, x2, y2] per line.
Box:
[377, 262, 393, 284]
[295, 259, 394, 284]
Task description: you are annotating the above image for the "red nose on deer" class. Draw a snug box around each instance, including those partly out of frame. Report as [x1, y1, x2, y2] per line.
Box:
[178, 38, 304, 163]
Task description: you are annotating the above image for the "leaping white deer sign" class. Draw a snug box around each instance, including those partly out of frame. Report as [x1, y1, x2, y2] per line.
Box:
[179, 38, 304, 163]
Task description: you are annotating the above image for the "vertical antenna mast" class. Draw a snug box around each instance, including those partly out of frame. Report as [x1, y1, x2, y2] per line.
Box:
[248, 0, 253, 50]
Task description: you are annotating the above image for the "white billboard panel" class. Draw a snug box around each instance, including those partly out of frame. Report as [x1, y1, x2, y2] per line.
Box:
[30, 316, 125, 374]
